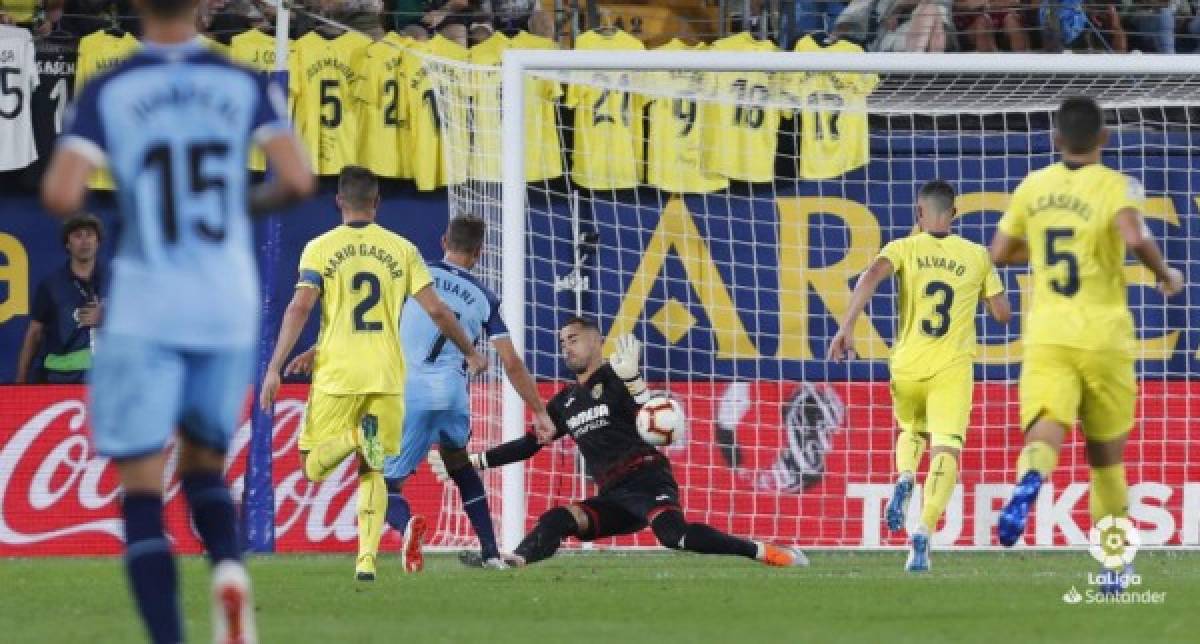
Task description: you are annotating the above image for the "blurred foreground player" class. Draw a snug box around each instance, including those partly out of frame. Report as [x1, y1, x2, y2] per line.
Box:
[990, 97, 1184, 591]
[829, 179, 1011, 572]
[260, 167, 486, 581]
[434, 318, 808, 569]
[41, 0, 315, 638]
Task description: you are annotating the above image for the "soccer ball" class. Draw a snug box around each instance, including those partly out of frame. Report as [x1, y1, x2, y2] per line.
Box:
[636, 395, 687, 447]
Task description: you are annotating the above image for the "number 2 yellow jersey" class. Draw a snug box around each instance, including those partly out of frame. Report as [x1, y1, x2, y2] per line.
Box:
[356, 34, 415, 179]
[566, 29, 646, 190]
[880, 232, 1004, 381]
[998, 162, 1144, 356]
[297, 222, 434, 395]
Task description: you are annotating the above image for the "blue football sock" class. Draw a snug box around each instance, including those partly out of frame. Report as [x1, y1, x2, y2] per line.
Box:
[122, 493, 182, 644]
[450, 466, 499, 559]
[385, 480, 412, 533]
[182, 471, 240, 565]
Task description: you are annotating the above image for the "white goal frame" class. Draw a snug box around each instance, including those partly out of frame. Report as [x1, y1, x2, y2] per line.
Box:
[497, 51, 1200, 552]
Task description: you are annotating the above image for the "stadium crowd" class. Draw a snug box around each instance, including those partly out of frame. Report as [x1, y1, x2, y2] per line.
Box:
[1, 1, 1198, 52]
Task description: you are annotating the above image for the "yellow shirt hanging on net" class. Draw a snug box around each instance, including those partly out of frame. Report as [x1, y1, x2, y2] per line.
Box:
[793, 35, 879, 180]
[566, 29, 645, 190]
[469, 31, 563, 183]
[645, 39, 727, 194]
[290, 30, 371, 176]
[75, 31, 139, 190]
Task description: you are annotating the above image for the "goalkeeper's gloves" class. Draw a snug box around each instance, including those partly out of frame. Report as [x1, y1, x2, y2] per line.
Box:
[609, 333, 650, 404]
[426, 450, 486, 483]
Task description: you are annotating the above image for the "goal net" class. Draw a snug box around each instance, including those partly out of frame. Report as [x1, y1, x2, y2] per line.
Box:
[419, 50, 1200, 552]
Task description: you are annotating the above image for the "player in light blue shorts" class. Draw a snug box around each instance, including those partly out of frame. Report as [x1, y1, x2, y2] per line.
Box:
[42, 0, 313, 638]
[383, 215, 555, 571]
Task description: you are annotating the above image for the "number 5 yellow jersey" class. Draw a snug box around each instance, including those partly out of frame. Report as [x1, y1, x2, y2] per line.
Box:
[879, 232, 1004, 381]
[297, 222, 433, 394]
[997, 162, 1144, 356]
[290, 31, 371, 175]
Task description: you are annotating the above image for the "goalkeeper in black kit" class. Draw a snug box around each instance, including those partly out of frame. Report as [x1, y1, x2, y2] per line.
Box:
[433, 317, 808, 568]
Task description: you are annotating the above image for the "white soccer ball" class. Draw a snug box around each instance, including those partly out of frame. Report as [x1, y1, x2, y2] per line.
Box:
[636, 395, 687, 447]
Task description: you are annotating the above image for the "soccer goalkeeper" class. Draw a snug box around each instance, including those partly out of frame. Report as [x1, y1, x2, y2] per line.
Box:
[432, 317, 806, 568]
[828, 180, 1011, 572]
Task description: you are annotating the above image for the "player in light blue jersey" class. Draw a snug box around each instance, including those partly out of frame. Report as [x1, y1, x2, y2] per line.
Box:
[288, 216, 554, 571]
[41, 0, 314, 640]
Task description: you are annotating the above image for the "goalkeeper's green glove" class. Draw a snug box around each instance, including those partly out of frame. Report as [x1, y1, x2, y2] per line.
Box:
[608, 333, 650, 404]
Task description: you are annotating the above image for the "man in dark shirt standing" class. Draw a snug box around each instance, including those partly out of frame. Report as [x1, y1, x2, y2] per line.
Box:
[16, 214, 108, 384]
[440, 316, 808, 568]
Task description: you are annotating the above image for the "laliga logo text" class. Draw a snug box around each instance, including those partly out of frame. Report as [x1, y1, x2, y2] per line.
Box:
[1061, 516, 1166, 605]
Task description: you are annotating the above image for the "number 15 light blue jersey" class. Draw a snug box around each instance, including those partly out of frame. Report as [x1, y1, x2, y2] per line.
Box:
[58, 39, 290, 349]
[400, 260, 507, 402]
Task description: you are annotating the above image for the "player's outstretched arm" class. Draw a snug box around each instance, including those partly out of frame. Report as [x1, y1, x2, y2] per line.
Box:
[427, 430, 554, 481]
[413, 285, 489, 375]
[492, 337, 557, 442]
[250, 133, 316, 216]
[828, 257, 894, 362]
[1115, 208, 1185, 296]
[259, 286, 319, 412]
[989, 231, 1029, 267]
[984, 292, 1012, 324]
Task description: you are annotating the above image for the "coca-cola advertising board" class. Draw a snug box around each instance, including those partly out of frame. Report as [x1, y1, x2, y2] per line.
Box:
[1, 382, 1197, 555]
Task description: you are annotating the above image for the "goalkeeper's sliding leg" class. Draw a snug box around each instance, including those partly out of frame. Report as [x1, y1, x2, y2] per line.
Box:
[488, 466, 807, 568]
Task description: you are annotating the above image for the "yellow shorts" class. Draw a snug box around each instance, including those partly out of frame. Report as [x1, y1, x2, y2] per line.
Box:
[891, 360, 973, 449]
[1020, 345, 1135, 443]
[299, 389, 404, 455]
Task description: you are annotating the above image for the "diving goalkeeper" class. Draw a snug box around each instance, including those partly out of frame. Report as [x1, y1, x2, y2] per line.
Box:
[430, 316, 806, 568]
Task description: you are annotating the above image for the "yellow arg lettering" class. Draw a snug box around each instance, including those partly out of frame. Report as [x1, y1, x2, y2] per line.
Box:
[776, 197, 888, 360]
[605, 198, 758, 358]
[0, 233, 30, 325]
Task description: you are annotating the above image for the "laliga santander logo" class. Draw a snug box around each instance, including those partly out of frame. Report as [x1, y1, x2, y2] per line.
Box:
[1088, 515, 1141, 569]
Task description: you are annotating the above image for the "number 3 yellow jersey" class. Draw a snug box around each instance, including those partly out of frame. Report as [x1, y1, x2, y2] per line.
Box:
[879, 232, 1004, 381]
[298, 222, 433, 394]
[998, 162, 1144, 355]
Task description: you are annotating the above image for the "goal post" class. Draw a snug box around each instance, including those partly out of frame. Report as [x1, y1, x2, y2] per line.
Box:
[420, 49, 1200, 552]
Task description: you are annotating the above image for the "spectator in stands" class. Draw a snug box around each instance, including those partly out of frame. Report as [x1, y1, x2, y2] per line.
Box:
[794, 1, 848, 38]
[490, 0, 551, 37]
[0, 0, 39, 27]
[954, 0, 1028, 51]
[833, 0, 953, 52]
[322, 0, 386, 39]
[16, 215, 109, 385]
[1040, 0, 1126, 52]
[1127, 0, 1179, 53]
[417, 0, 486, 46]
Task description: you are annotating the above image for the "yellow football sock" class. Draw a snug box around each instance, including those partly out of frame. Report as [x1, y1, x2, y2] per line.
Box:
[895, 430, 927, 478]
[357, 470, 387, 560]
[920, 452, 958, 535]
[1089, 464, 1129, 522]
[1015, 441, 1058, 478]
[304, 431, 359, 482]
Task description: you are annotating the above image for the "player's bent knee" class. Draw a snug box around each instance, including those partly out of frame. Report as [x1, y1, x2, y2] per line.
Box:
[562, 504, 589, 535]
[649, 509, 688, 549]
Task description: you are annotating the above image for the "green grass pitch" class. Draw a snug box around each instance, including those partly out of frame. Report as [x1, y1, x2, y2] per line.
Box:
[1, 551, 1196, 643]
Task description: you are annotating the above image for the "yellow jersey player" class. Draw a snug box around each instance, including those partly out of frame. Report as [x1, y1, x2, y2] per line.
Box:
[829, 180, 1011, 572]
[991, 97, 1184, 591]
[259, 166, 487, 581]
